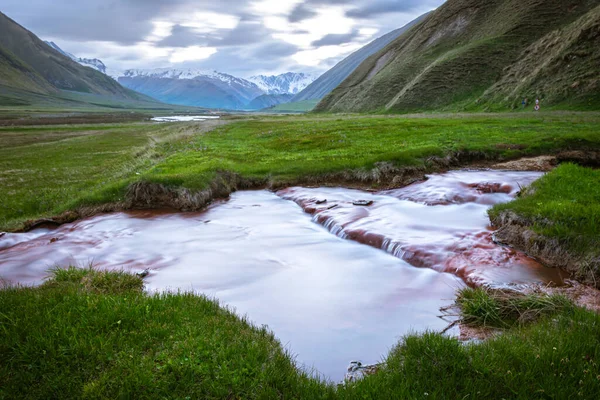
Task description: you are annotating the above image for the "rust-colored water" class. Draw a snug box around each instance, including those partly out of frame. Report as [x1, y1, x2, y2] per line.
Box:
[0, 170, 567, 381]
[278, 170, 568, 288]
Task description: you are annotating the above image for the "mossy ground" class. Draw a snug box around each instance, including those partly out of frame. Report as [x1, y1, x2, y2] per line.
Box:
[1, 269, 599, 399]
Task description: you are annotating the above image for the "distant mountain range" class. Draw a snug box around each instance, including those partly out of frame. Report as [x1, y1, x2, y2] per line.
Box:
[40, 41, 318, 110]
[248, 73, 316, 95]
[115, 69, 316, 110]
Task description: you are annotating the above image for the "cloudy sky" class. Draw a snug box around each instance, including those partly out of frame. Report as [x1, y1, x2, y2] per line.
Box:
[2, 0, 445, 77]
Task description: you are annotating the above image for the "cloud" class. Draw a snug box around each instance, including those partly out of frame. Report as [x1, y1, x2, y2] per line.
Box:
[288, 4, 318, 23]
[2, 0, 446, 76]
[311, 29, 360, 46]
[346, 0, 441, 18]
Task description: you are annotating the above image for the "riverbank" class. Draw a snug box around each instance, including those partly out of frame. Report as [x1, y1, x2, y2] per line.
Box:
[1, 268, 598, 398]
[490, 164, 600, 288]
[2, 112, 599, 233]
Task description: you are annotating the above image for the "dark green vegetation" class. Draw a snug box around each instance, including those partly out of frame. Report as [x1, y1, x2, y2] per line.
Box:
[317, 0, 600, 113]
[0, 268, 331, 399]
[2, 113, 600, 231]
[269, 99, 320, 112]
[1, 269, 599, 399]
[491, 163, 600, 284]
[456, 287, 573, 328]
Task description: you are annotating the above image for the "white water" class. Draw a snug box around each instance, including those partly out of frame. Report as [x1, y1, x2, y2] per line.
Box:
[151, 115, 221, 122]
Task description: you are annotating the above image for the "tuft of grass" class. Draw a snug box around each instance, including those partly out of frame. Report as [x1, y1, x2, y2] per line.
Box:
[47, 266, 144, 294]
[456, 287, 573, 328]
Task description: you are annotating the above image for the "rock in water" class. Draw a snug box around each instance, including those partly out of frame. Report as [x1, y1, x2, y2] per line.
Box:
[352, 200, 374, 206]
[344, 361, 380, 382]
[137, 269, 150, 278]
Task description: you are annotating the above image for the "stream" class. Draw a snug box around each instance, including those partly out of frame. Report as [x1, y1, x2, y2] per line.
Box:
[0, 170, 568, 381]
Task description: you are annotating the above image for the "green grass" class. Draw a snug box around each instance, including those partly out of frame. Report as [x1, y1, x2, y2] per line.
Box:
[456, 287, 573, 328]
[2, 112, 600, 231]
[269, 99, 320, 112]
[491, 163, 600, 261]
[1, 269, 599, 399]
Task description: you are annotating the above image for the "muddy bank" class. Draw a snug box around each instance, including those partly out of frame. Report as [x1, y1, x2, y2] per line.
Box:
[19, 153, 556, 233]
[492, 211, 600, 288]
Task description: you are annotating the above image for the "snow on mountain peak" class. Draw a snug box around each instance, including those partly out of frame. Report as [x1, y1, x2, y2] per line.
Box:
[247, 73, 317, 95]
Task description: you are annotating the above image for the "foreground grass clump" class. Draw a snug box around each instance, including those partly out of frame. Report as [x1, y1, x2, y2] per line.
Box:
[456, 287, 573, 328]
[2, 270, 600, 399]
[0, 268, 332, 399]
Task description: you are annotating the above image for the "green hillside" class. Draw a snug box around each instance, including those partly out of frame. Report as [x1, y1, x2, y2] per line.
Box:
[317, 0, 600, 113]
[0, 44, 55, 95]
[0, 11, 154, 103]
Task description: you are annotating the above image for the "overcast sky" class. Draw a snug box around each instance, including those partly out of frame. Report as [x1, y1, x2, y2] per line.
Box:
[2, 0, 445, 78]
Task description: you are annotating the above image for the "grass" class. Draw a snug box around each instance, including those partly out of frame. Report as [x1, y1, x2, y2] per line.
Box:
[1, 269, 599, 399]
[456, 287, 573, 328]
[269, 99, 320, 112]
[317, 0, 600, 113]
[490, 163, 600, 265]
[1, 112, 600, 231]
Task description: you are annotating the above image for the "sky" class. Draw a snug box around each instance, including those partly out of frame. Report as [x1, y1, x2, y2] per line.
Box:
[2, 0, 445, 78]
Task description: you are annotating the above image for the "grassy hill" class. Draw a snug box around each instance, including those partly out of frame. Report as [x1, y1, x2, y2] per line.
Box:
[0, 12, 147, 101]
[317, 0, 600, 113]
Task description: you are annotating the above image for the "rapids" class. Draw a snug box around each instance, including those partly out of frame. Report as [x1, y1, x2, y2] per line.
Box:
[0, 169, 567, 381]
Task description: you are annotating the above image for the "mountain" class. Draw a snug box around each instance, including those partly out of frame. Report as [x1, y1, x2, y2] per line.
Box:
[292, 14, 429, 103]
[248, 73, 316, 95]
[0, 12, 144, 101]
[116, 69, 264, 109]
[45, 41, 107, 74]
[246, 93, 294, 110]
[317, 0, 600, 113]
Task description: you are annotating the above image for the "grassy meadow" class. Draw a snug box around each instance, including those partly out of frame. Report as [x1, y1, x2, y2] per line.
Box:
[0, 269, 599, 398]
[1, 112, 600, 231]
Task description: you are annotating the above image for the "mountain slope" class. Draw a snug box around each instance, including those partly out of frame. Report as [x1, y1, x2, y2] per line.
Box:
[0, 12, 143, 100]
[317, 0, 600, 113]
[248, 73, 315, 95]
[0, 44, 55, 95]
[45, 41, 107, 74]
[292, 13, 429, 103]
[481, 5, 600, 109]
[246, 94, 294, 110]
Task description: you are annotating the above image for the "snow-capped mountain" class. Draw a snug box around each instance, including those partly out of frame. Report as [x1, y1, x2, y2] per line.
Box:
[44, 41, 107, 74]
[42, 40, 318, 110]
[248, 73, 317, 95]
[116, 68, 264, 110]
[120, 68, 259, 90]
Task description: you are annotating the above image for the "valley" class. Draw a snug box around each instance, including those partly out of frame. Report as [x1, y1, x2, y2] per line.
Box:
[1, 0, 599, 398]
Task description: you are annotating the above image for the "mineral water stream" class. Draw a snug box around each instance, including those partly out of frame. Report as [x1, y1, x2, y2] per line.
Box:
[0, 170, 567, 381]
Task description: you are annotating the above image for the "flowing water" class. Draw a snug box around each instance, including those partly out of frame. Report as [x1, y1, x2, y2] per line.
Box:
[151, 115, 221, 122]
[0, 170, 568, 381]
